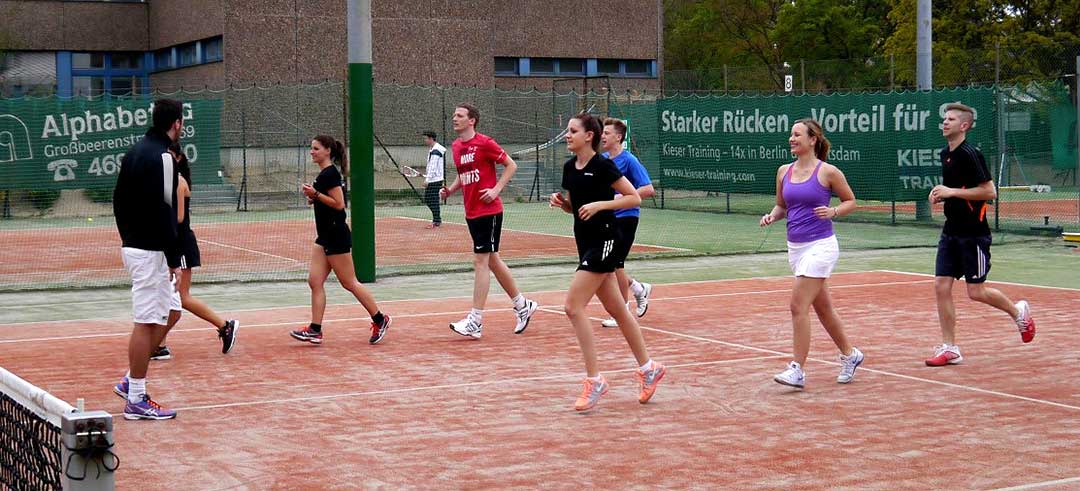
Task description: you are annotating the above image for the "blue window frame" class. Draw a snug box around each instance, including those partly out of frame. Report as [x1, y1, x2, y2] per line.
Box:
[496, 57, 656, 78]
[59, 51, 151, 97]
[152, 36, 222, 72]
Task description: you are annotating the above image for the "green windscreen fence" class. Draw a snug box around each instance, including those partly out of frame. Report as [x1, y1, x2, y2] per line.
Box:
[0, 82, 1076, 291]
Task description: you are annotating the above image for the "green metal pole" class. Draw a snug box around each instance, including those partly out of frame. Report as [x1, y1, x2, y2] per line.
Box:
[348, 0, 375, 282]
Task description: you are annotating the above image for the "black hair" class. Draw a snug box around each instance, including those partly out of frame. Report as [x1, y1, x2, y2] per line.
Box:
[422, 131, 437, 140]
[168, 141, 191, 186]
[152, 99, 183, 133]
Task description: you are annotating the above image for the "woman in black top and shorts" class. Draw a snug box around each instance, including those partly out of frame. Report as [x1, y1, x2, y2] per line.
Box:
[289, 135, 392, 345]
[150, 143, 238, 359]
[549, 113, 666, 412]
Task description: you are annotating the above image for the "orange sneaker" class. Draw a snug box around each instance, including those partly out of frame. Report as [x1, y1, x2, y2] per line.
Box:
[574, 376, 609, 411]
[636, 361, 667, 403]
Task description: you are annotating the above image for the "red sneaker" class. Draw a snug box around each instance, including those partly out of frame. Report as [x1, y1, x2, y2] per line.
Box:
[1015, 300, 1035, 343]
[925, 344, 963, 366]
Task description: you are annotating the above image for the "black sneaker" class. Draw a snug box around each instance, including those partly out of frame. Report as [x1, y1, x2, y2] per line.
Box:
[290, 326, 323, 344]
[150, 345, 171, 360]
[219, 320, 239, 354]
[369, 314, 392, 345]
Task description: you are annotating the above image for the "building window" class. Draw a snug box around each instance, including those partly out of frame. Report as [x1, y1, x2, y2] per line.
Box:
[624, 59, 650, 75]
[62, 52, 149, 97]
[203, 37, 223, 63]
[557, 58, 585, 75]
[597, 59, 621, 75]
[155, 48, 174, 71]
[72, 53, 105, 69]
[111, 52, 142, 70]
[494, 57, 518, 76]
[530, 58, 555, 75]
[72, 76, 105, 96]
[177, 43, 198, 67]
[109, 75, 144, 95]
[152, 37, 222, 72]
[498, 57, 656, 78]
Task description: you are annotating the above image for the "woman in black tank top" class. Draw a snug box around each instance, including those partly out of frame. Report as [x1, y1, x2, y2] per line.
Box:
[153, 143, 239, 359]
[289, 135, 392, 346]
[549, 113, 666, 411]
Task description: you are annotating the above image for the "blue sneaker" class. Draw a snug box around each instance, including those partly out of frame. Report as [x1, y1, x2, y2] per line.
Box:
[123, 394, 176, 420]
[113, 376, 129, 399]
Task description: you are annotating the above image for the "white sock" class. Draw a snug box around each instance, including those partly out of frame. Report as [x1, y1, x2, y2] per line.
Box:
[470, 308, 483, 324]
[511, 294, 526, 310]
[639, 359, 653, 371]
[630, 280, 645, 296]
[587, 374, 604, 382]
[127, 377, 146, 404]
[125, 370, 130, 379]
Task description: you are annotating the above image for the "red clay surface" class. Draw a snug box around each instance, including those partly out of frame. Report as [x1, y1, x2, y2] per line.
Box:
[0, 216, 672, 288]
[2, 271, 1078, 489]
[861, 199, 1080, 223]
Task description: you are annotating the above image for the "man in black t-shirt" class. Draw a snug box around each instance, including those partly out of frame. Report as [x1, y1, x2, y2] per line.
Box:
[924, 103, 1035, 367]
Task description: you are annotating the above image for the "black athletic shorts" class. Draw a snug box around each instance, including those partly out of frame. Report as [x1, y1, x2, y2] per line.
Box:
[179, 231, 201, 269]
[575, 222, 619, 274]
[610, 216, 638, 269]
[316, 225, 352, 256]
[935, 233, 991, 283]
[466, 213, 503, 254]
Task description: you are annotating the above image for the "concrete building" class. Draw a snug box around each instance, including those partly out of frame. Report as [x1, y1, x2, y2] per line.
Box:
[0, 0, 662, 96]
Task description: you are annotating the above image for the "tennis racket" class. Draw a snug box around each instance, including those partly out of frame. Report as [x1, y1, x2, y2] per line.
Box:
[399, 165, 422, 178]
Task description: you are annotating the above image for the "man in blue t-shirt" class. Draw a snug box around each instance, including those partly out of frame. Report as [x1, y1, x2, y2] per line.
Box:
[599, 118, 654, 328]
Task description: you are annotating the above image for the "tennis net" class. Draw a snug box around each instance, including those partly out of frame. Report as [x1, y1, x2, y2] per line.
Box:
[0, 366, 76, 490]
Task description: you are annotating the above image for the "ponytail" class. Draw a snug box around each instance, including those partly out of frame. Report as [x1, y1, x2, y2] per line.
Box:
[168, 141, 191, 187]
[314, 135, 348, 178]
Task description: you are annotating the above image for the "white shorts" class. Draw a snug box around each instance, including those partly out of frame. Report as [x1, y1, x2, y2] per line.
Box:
[787, 235, 840, 278]
[121, 247, 182, 325]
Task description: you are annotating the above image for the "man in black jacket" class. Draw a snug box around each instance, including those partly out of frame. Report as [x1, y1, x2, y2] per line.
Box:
[111, 99, 184, 420]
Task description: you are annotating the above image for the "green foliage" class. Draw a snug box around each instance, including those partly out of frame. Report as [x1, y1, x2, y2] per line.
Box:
[667, 0, 1080, 91]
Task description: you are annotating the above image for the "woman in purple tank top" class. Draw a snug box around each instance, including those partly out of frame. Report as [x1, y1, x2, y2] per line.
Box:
[760, 119, 862, 389]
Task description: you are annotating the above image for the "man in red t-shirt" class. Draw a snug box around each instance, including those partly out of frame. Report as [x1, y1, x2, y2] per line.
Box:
[440, 103, 538, 339]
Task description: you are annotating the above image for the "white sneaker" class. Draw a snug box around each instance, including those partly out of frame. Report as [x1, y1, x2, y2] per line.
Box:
[837, 347, 864, 384]
[634, 282, 652, 317]
[601, 318, 618, 328]
[450, 316, 482, 339]
[514, 299, 538, 334]
[774, 361, 805, 388]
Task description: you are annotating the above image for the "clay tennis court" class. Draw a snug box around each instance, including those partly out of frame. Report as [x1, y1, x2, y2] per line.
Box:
[2, 271, 1077, 489]
[860, 198, 1080, 223]
[0, 216, 676, 288]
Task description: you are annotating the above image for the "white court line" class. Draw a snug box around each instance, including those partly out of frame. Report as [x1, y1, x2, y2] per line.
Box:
[198, 238, 305, 264]
[391, 215, 693, 252]
[0, 270, 901, 316]
[876, 269, 1080, 292]
[990, 477, 1080, 491]
[167, 355, 786, 413]
[0, 308, 504, 344]
[536, 306, 1080, 413]
[1, 278, 931, 341]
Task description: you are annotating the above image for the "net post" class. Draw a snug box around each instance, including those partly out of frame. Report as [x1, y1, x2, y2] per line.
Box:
[348, 0, 376, 282]
[60, 411, 117, 491]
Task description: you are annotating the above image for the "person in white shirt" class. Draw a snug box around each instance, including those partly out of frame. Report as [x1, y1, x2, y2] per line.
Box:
[423, 131, 445, 228]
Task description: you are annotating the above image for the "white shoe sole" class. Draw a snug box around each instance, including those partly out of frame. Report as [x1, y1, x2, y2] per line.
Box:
[514, 301, 538, 334]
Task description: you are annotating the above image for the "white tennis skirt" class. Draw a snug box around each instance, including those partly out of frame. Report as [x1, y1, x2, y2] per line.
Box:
[787, 235, 839, 278]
